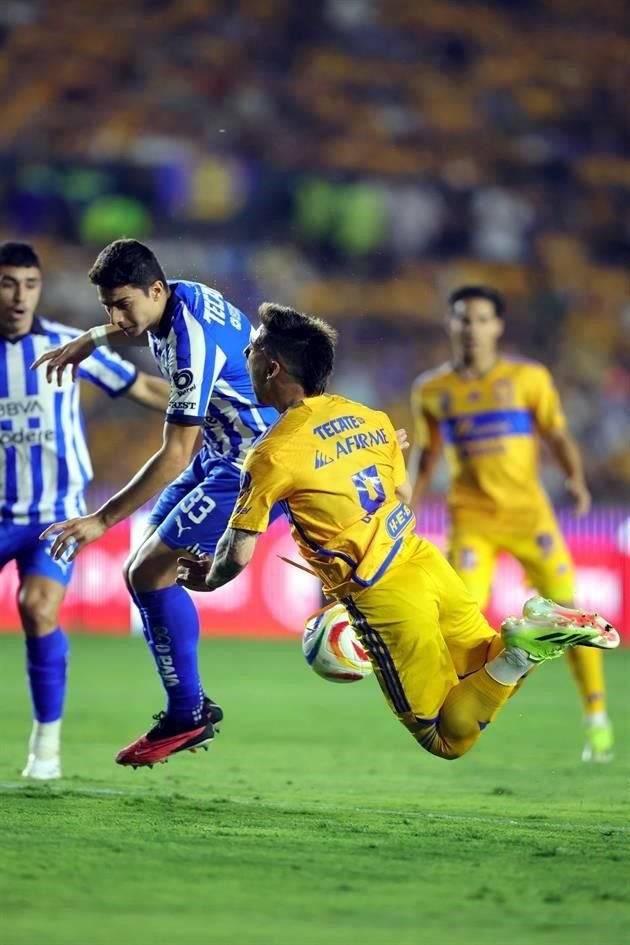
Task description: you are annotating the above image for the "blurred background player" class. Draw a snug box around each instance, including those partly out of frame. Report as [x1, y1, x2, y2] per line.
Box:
[0, 241, 169, 779]
[406, 285, 614, 762]
[33, 239, 278, 768]
[176, 303, 618, 762]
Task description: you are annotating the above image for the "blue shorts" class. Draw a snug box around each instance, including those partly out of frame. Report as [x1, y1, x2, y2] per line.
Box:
[149, 452, 283, 556]
[0, 521, 75, 587]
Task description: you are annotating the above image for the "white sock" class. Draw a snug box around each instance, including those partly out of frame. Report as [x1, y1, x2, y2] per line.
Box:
[485, 647, 536, 686]
[29, 719, 62, 760]
[585, 711, 609, 727]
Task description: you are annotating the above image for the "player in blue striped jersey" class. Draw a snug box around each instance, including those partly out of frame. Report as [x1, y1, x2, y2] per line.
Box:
[0, 242, 169, 779]
[34, 239, 279, 767]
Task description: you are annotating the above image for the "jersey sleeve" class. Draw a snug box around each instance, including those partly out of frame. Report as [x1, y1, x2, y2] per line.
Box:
[165, 302, 227, 426]
[410, 378, 442, 450]
[228, 444, 293, 533]
[78, 346, 137, 397]
[526, 365, 567, 434]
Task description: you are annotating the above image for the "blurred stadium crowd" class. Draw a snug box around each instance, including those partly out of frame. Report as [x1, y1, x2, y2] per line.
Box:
[1, 0, 629, 499]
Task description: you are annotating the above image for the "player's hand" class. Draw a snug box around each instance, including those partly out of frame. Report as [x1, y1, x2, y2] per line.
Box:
[395, 428, 409, 451]
[565, 477, 591, 517]
[31, 334, 95, 387]
[176, 554, 213, 592]
[40, 512, 108, 561]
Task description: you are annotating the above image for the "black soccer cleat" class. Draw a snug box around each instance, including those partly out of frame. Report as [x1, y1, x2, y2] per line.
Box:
[116, 694, 224, 767]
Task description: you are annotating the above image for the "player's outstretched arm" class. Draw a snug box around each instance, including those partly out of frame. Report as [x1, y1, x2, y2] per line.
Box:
[31, 325, 148, 386]
[409, 443, 442, 506]
[40, 420, 200, 559]
[177, 528, 259, 592]
[407, 387, 443, 508]
[543, 427, 591, 516]
[126, 372, 170, 411]
[40, 512, 108, 563]
[31, 331, 96, 386]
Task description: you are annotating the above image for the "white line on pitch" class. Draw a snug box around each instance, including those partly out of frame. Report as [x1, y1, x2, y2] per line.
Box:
[0, 782, 627, 835]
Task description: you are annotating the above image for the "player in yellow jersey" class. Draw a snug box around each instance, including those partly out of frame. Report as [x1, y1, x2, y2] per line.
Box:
[407, 285, 614, 762]
[176, 302, 618, 763]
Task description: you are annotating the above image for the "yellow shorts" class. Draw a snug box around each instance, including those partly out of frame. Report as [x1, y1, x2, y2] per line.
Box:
[448, 510, 575, 608]
[344, 535, 497, 726]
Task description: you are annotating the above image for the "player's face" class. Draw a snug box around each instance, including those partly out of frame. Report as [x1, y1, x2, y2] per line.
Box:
[447, 298, 503, 364]
[0, 266, 42, 339]
[97, 282, 167, 336]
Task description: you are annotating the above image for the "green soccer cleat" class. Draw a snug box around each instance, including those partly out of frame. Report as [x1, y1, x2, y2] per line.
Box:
[501, 596, 620, 663]
[582, 720, 614, 763]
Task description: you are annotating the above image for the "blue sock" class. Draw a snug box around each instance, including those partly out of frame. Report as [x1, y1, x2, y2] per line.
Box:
[134, 585, 204, 725]
[128, 586, 154, 647]
[25, 628, 69, 723]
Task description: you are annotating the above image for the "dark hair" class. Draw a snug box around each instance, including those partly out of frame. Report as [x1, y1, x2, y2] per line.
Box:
[0, 241, 41, 270]
[257, 302, 337, 396]
[448, 285, 505, 318]
[88, 239, 167, 293]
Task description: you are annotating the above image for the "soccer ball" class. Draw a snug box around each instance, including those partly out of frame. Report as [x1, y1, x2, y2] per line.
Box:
[302, 603, 373, 683]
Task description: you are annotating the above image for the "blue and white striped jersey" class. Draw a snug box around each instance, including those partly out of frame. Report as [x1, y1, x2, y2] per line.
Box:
[148, 281, 277, 469]
[0, 316, 138, 525]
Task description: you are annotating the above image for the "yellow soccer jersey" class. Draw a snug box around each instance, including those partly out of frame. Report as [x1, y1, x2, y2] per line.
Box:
[411, 357, 567, 529]
[228, 394, 415, 596]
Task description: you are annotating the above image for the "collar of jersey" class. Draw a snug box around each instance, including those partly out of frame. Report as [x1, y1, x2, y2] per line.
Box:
[277, 394, 328, 419]
[152, 283, 179, 339]
[299, 394, 328, 408]
[452, 357, 503, 381]
[1, 315, 47, 344]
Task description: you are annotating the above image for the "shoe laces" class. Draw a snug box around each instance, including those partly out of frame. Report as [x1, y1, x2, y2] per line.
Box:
[149, 710, 168, 734]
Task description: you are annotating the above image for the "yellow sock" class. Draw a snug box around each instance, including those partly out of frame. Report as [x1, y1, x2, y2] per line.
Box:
[565, 646, 607, 716]
[412, 667, 514, 760]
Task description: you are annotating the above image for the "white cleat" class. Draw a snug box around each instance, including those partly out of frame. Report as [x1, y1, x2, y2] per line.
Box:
[22, 754, 61, 780]
[502, 596, 620, 664]
[22, 719, 62, 780]
[521, 597, 620, 649]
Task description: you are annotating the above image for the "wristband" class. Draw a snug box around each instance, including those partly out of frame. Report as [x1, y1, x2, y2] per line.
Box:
[90, 325, 110, 347]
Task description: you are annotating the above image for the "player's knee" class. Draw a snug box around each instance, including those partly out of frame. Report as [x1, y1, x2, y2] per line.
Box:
[122, 552, 137, 592]
[410, 720, 465, 761]
[127, 546, 171, 593]
[17, 588, 59, 636]
[414, 733, 462, 761]
[126, 552, 152, 593]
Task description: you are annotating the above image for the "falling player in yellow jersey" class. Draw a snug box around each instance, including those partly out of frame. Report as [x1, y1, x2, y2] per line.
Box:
[176, 303, 618, 763]
[406, 285, 614, 762]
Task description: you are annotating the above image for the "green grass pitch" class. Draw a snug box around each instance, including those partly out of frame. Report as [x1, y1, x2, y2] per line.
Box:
[0, 634, 628, 945]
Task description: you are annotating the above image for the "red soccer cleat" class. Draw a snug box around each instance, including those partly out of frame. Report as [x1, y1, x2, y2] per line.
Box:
[115, 697, 223, 769]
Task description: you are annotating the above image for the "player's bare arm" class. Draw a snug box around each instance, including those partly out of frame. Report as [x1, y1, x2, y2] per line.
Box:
[408, 443, 442, 505]
[31, 324, 148, 387]
[126, 373, 170, 411]
[392, 428, 412, 501]
[40, 421, 199, 560]
[543, 427, 591, 516]
[406, 408, 442, 508]
[176, 529, 259, 592]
